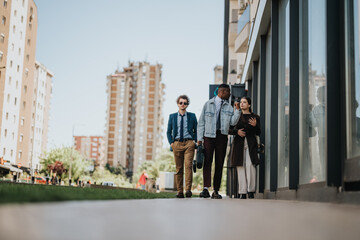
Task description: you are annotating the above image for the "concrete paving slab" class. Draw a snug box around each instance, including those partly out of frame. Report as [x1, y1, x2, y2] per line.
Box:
[1, 198, 360, 240]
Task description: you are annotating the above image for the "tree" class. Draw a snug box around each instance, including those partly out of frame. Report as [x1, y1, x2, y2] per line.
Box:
[47, 161, 66, 176]
[91, 169, 133, 188]
[40, 147, 91, 181]
[105, 163, 126, 176]
[156, 150, 176, 173]
[133, 149, 176, 184]
[47, 161, 66, 182]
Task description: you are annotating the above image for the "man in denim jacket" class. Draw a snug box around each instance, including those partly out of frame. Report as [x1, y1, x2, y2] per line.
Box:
[197, 84, 240, 199]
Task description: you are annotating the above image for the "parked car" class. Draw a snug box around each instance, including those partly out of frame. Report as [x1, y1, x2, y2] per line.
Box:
[35, 176, 47, 184]
[102, 182, 115, 187]
[27, 176, 47, 184]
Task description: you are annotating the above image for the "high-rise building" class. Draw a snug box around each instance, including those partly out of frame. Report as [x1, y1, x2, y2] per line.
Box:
[27, 61, 53, 171]
[104, 62, 164, 176]
[74, 136, 105, 169]
[0, 1, 53, 172]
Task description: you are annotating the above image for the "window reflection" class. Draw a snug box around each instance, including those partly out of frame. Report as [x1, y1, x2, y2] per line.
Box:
[299, 0, 327, 184]
[278, 0, 290, 188]
[349, 0, 360, 157]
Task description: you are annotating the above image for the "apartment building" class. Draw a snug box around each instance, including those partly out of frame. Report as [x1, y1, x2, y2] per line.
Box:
[104, 62, 164, 177]
[213, 65, 223, 84]
[74, 136, 105, 168]
[225, 0, 259, 85]
[28, 61, 53, 171]
[0, 0, 53, 172]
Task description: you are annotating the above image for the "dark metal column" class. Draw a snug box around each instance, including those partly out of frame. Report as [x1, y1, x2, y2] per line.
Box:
[252, 61, 259, 114]
[259, 36, 267, 193]
[270, 0, 279, 192]
[326, 0, 345, 187]
[223, 0, 229, 84]
[289, 0, 300, 190]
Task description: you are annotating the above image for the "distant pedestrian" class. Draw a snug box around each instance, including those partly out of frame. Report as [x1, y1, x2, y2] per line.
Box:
[51, 174, 58, 185]
[167, 95, 197, 198]
[229, 96, 260, 199]
[138, 171, 148, 190]
[197, 84, 240, 199]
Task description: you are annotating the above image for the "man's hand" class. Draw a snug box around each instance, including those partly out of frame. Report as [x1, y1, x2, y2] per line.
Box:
[234, 101, 240, 110]
[197, 141, 202, 146]
[237, 128, 246, 137]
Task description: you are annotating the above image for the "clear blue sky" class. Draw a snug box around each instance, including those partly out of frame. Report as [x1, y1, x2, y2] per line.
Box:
[34, 0, 224, 149]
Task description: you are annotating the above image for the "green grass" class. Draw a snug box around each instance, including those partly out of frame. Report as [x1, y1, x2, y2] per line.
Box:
[0, 182, 175, 204]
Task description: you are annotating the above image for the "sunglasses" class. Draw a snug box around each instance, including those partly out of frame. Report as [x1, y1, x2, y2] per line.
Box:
[179, 102, 188, 105]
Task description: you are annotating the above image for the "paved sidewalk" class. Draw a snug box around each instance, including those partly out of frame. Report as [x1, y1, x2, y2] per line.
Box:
[1, 198, 360, 240]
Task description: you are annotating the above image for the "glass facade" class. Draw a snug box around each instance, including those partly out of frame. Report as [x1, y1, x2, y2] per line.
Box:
[227, 0, 360, 198]
[265, 28, 272, 190]
[299, 0, 327, 184]
[346, 0, 360, 159]
[278, 0, 290, 188]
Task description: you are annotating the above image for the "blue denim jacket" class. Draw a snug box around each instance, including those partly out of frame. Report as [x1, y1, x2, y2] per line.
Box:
[197, 97, 240, 141]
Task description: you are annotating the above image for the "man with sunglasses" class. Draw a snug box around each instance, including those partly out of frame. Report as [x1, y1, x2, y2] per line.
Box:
[197, 84, 240, 199]
[167, 95, 198, 198]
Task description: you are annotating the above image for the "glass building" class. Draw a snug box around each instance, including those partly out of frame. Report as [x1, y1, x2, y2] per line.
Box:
[224, 0, 360, 203]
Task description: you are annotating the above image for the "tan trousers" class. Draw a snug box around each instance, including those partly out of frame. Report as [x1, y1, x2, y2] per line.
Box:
[172, 140, 195, 193]
[237, 138, 256, 194]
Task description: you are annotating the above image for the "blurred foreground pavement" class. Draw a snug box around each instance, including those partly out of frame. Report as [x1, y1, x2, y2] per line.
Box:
[1, 198, 360, 240]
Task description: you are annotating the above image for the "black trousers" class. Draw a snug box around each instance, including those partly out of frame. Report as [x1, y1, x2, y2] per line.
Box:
[203, 130, 228, 191]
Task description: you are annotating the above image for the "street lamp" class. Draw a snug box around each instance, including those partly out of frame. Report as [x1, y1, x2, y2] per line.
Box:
[68, 123, 84, 186]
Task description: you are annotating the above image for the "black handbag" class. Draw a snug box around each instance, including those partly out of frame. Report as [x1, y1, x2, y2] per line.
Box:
[256, 135, 265, 154]
[257, 143, 265, 154]
[193, 143, 205, 173]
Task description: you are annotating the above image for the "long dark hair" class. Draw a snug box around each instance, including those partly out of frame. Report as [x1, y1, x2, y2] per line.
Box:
[241, 96, 252, 113]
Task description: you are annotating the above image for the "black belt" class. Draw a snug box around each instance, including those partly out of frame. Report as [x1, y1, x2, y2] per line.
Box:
[174, 138, 192, 142]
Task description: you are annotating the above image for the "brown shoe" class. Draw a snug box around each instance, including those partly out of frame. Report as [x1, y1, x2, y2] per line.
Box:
[185, 191, 192, 198]
[176, 193, 184, 198]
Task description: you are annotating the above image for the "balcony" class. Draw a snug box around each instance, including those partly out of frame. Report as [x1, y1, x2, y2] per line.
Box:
[228, 8, 238, 46]
[228, 73, 238, 85]
[235, 5, 250, 53]
[238, 0, 248, 12]
[235, 23, 250, 53]
[237, 64, 244, 79]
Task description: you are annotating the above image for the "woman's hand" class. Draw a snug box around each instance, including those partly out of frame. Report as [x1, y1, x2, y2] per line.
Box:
[249, 117, 257, 127]
[234, 101, 240, 110]
[237, 128, 246, 137]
